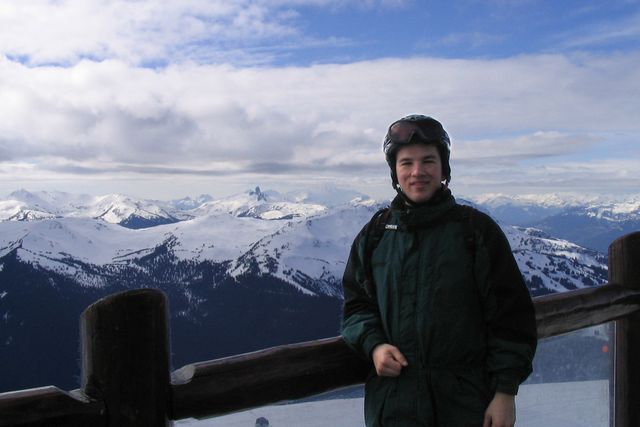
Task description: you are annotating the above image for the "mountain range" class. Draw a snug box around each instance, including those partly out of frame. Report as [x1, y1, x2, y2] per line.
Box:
[474, 193, 640, 252]
[1, 187, 637, 393]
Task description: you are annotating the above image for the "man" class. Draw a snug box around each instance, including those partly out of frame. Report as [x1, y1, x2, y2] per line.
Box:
[341, 115, 537, 427]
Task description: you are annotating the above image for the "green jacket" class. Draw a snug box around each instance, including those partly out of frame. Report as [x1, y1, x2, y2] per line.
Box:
[341, 191, 537, 427]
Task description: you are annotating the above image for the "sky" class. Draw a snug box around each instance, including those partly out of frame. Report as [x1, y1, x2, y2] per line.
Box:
[0, 0, 639, 201]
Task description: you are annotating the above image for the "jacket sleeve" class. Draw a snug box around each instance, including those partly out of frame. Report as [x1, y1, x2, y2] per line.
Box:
[474, 212, 538, 395]
[340, 224, 388, 361]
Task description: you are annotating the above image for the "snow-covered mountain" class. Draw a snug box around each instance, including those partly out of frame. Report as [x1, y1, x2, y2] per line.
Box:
[471, 193, 640, 252]
[228, 199, 382, 297]
[0, 187, 627, 393]
[505, 226, 606, 295]
[1, 189, 616, 296]
[191, 187, 327, 220]
[470, 193, 574, 226]
[0, 188, 612, 298]
[0, 191, 371, 296]
[1, 189, 181, 229]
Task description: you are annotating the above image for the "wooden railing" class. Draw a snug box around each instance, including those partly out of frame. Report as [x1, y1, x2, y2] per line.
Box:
[1, 232, 639, 427]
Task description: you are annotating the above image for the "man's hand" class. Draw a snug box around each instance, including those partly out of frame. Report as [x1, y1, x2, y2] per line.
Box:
[371, 343, 408, 377]
[483, 392, 515, 427]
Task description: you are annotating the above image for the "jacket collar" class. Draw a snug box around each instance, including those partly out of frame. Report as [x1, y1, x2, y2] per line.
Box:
[391, 187, 456, 227]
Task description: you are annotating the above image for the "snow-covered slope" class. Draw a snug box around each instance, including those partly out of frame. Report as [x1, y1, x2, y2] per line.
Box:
[0, 199, 58, 221]
[0, 188, 616, 297]
[228, 199, 382, 296]
[506, 226, 606, 295]
[2, 189, 180, 228]
[584, 200, 640, 221]
[471, 193, 640, 252]
[192, 187, 327, 220]
[81, 193, 179, 227]
[471, 193, 640, 223]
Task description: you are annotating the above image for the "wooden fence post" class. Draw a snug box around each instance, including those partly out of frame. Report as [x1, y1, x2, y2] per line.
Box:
[80, 289, 172, 426]
[610, 232, 640, 427]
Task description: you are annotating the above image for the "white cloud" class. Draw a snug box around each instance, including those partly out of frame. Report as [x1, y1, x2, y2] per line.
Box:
[0, 0, 400, 66]
[1, 50, 639, 197]
[0, 1, 299, 65]
[452, 158, 640, 197]
[455, 132, 601, 164]
[556, 12, 640, 49]
[422, 32, 507, 50]
[2, 0, 637, 199]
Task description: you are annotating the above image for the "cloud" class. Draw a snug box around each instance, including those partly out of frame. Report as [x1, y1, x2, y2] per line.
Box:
[455, 132, 601, 164]
[0, 0, 400, 66]
[422, 32, 507, 50]
[453, 158, 640, 196]
[555, 12, 640, 50]
[0, 1, 299, 65]
[1, 50, 639, 197]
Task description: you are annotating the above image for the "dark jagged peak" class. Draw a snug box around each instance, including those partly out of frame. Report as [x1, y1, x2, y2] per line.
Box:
[249, 186, 268, 202]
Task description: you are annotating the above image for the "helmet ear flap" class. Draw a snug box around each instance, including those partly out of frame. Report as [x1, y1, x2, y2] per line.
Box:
[390, 167, 399, 191]
[386, 149, 399, 190]
[440, 148, 451, 184]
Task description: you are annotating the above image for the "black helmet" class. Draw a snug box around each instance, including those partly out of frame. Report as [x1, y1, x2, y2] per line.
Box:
[383, 115, 451, 190]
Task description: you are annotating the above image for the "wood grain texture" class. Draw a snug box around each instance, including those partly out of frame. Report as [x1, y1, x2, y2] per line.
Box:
[171, 336, 369, 420]
[0, 387, 104, 427]
[80, 289, 172, 427]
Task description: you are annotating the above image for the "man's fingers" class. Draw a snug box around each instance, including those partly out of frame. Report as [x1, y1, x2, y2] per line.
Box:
[379, 366, 400, 376]
[389, 347, 409, 366]
[381, 358, 403, 375]
[372, 344, 408, 377]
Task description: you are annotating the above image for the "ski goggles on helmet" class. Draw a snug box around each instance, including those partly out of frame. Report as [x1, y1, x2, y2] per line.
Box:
[383, 118, 449, 155]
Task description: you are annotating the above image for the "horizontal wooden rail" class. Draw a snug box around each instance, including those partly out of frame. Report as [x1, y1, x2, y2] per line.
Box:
[171, 336, 369, 420]
[170, 282, 640, 421]
[0, 386, 104, 427]
[535, 282, 640, 338]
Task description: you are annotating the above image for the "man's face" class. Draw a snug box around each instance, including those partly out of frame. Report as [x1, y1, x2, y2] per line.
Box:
[395, 143, 444, 204]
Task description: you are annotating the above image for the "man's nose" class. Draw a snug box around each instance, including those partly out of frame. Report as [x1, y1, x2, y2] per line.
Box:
[411, 164, 424, 176]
